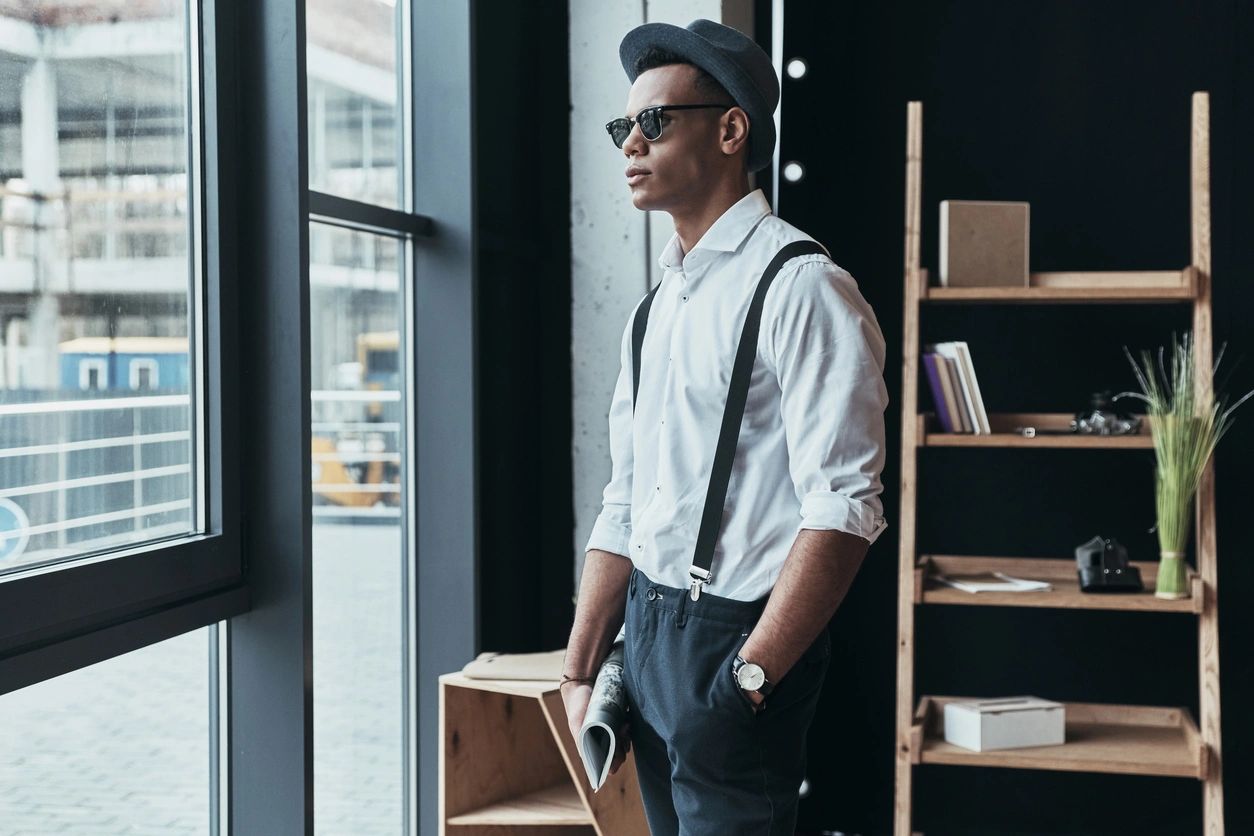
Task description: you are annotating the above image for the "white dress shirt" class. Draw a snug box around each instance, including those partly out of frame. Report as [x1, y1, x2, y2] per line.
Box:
[585, 188, 888, 607]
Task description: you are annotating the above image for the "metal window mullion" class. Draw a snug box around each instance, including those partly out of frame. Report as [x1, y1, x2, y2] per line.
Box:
[224, 0, 314, 832]
[413, 1, 477, 833]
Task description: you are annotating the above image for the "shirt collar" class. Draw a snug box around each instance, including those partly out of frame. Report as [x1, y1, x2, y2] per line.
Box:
[658, 188, 773, 273]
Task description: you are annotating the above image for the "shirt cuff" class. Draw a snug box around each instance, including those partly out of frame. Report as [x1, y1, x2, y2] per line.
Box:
[798, 489, 887, 545]
[585, 512, 632, 556]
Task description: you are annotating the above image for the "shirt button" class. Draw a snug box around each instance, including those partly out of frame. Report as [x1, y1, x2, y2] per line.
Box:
[682, 295, 689, 302]
[636, 544, 643, 550]
[656, 485, 661, 492]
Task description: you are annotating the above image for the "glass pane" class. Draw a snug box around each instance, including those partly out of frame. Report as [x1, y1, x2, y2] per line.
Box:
[0, 4, 200, 573]
[306, 0, 402, 208]
[310, 222, 408, 831]
[0, 626, 215, 832]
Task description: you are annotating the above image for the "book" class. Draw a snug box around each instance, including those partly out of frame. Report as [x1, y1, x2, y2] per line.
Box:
[921, 353, 955, 432]
[577, 641, 628, 792]
[933, 341, 989, 433]
[461, 648, 565, 680]
[925, 345, 972, 432]
[932, 571, 1052, 594]
[953, 341, 991, 433]
[942, 355, 973, 432]
[935, 355, 967, 432]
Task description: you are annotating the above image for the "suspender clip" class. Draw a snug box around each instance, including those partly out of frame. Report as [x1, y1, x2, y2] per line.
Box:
[688, 566, 711, 601]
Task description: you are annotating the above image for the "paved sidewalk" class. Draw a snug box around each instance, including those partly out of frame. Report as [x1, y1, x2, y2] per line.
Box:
[0, 522, 406, 835]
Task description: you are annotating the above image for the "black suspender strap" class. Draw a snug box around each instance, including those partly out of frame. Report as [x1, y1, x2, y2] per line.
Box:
[629, 239, 828, 601]
[631, 282, 661, 412]
[688, 239, 825, 600]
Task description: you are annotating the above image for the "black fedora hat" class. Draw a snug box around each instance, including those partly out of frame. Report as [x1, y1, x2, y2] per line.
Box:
[619, 19, 779, 173]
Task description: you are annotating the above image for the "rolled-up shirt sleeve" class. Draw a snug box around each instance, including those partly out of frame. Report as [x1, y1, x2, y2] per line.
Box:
[584, 304, 638, 556]
[766, 257, 889, 545]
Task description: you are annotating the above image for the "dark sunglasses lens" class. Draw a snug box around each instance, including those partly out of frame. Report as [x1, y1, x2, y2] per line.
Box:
[639, 109, 662, 140]
[608, 119, 631, 148]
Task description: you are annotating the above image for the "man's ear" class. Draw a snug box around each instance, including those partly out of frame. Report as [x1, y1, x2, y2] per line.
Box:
[720, 107, 751, 158]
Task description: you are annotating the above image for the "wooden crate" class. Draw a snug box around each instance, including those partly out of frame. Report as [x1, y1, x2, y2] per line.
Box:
[439, 672, 648, 836]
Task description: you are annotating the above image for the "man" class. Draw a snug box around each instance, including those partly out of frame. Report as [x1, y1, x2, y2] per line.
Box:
[561, 18, 888, 836]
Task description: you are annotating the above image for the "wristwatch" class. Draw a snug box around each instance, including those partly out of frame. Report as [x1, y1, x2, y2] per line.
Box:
[732, 655, 774, 704]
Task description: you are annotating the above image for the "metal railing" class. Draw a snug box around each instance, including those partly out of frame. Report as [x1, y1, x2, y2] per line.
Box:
[310, 389, 403, 519]
[0, 392, 195, 572]
[0, 387, 404, 571]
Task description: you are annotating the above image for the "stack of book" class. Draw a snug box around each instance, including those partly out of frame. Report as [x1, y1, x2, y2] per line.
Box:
[922, 341, 990, 433]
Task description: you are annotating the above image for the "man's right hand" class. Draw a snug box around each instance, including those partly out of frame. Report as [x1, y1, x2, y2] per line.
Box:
[561, 681, 631, 776]
[562, 681, 593, 742]
[561, 551, 634, 778]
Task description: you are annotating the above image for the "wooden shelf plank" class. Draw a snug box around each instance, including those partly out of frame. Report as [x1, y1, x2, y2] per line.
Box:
[918, 412, 1153, 448]
[913, 696, 1208, 779]
[918, 555, 1204, 614]
[446, 783, 594, 826]
[921, 268, 1196, 304]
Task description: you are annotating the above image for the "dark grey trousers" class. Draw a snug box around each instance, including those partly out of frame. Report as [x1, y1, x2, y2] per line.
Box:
[622, 566, 831, 836]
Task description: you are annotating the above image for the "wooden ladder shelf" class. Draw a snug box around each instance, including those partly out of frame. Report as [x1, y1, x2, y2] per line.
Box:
[893, 92, 1224, 835]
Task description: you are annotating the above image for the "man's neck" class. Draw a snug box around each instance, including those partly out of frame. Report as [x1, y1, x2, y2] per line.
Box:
[672, 180, 752, 256]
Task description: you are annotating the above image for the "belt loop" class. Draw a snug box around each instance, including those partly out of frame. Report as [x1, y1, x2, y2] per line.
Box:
[675, 583, 689, 628]
[628, 569, 637, 598]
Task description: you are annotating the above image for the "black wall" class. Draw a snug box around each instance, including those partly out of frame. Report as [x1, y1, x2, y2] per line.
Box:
[474, 2, 1253, 833]
[776, 2, 1253, 834]
[474, 1, 574, 654]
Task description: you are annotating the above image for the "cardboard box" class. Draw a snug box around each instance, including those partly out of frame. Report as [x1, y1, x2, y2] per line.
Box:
[939, 200, 1030, 287]
[942, 696, 1065, 752]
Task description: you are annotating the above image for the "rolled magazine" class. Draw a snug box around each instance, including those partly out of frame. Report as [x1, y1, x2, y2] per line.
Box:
[576, 640, 628, 792]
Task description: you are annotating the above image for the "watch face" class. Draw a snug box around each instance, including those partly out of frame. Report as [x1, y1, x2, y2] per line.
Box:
[736, 662, 765, 691]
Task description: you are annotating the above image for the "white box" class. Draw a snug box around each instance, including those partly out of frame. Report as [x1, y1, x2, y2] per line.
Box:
[942, 696, 1065, 752]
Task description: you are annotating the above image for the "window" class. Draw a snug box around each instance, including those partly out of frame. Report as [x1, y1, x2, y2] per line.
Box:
[307, 0, 403, 208]
[130, 357, 160, 390]
[305, 1, 418, 829]
[311, 225, 407, 830]
[0, 625, 222, 831]
[0, 1, 474, 832]
[0, 3, 201, 573]
[78, 357, 108, 390]
[0, 0, 244, 696]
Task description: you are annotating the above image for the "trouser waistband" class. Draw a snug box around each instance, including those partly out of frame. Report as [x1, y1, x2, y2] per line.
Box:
[629, 566, 768, 627]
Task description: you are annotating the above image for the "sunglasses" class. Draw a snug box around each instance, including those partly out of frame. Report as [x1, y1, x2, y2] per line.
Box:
[605, 103, 735, 149]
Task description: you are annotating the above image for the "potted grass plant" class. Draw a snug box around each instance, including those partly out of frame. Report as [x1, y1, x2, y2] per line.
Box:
[1117, 332, 1254, 599]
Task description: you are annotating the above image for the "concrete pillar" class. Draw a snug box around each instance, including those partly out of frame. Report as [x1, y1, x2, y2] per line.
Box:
[569, 0, 756, 585]
[20, 58, 57, 189]
[20, 56, 63, 389]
